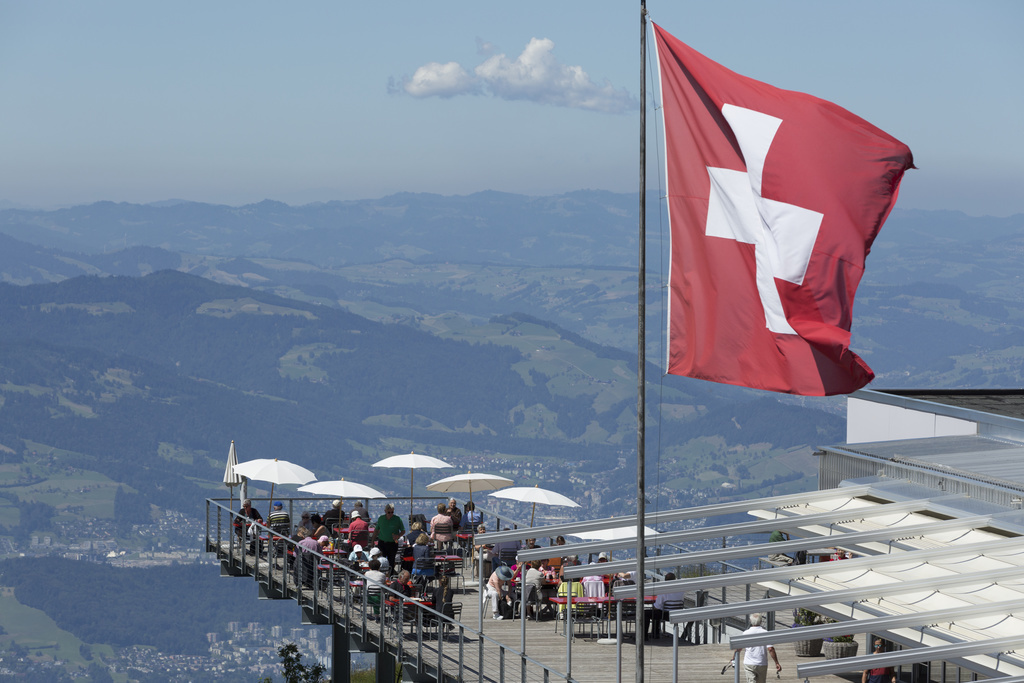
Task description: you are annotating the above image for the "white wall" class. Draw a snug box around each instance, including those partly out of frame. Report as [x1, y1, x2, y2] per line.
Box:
[846, 397, 976, 444]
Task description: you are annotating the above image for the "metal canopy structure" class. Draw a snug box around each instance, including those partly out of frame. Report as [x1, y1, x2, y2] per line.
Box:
[511, 478, 1024, 681]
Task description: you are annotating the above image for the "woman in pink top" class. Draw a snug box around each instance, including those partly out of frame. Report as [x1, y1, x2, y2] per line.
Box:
[429, 503, 455, 550]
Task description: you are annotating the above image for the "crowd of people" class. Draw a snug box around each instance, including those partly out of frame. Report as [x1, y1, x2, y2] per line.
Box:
[232, 496, 691, 640]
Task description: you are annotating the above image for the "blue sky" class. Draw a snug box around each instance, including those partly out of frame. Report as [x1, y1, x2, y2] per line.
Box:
[1, 1, 1021, 216]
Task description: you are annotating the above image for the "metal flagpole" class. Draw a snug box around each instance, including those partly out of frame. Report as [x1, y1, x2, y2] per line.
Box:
[636, 2, 648, 682]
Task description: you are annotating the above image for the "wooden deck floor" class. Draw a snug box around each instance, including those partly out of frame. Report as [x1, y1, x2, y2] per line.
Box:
[214, 541, 862, 682]
[450, 581, 859, 683]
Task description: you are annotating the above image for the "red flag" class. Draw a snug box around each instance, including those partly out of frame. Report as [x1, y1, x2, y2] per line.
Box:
[653, 23, 913, 396]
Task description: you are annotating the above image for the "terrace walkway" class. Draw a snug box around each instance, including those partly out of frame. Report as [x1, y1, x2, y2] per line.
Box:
[205, 498, 857, 683]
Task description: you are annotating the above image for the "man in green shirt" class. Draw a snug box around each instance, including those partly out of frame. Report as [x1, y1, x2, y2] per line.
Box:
[768, 530, 795, 566]
[374, 503, 405, 575]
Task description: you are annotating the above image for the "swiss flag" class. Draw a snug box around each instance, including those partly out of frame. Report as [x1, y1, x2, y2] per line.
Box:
[653, 23, 914, 396]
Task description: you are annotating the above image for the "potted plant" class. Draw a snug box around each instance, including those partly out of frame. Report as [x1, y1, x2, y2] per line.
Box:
[822, 634, 859, 660]
[790, 609, 824, 657]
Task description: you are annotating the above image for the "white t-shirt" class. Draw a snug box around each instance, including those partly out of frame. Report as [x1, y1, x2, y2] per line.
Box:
[740, 625, 771, 666]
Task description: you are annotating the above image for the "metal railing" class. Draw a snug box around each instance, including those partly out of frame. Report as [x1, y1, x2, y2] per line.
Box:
[205, 497, 573, 683]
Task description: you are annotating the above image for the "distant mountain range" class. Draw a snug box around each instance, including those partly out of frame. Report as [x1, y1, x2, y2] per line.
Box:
[1, 193, 1022, 388]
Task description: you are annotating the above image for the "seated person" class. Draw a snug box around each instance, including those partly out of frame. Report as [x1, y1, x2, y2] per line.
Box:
[268, 501, 291, 538]
[768, 529, 796, 565]
[520, 560, 546, 618]
[309, 513, 329, 540]
[317, 535, 331, 554]
[411, 533, 435, 581]
[428, 575, 455, 631]
[234, 499, 263, 539]
[296, 528, 320, 587]
[322, 499, 342, 530]
[647, 572, 685, 640]
[347, 512, 370, 548]
[364, 558, 387, 585]
[389, 569, 415, 597]
[445, 498, 463, 531]
[462, 501, 483, 531]
[350, 501, 370, 522]
[404, 521, 424, 548]
[429, 503, 455, 551]
[348, 543, 370, 566]
[369, 546, 391, 575]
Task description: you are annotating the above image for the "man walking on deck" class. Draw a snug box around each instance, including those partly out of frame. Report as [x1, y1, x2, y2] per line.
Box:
[733, 614, 782, 683]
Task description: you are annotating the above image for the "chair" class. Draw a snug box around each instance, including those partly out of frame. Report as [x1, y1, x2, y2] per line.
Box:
[498, 548, 518, 568]
[349, 528, 370, 549]
[438, 554, 464, 592]
[366, 580, 384, 618]
[582, 579, 606, 598]
[298, 551, 317, 589]
[513, 583, 542, 621]
[661, 599, 690, 640]
[445, 603, 463, 640]
[431, 520, 454, 553]
[618, 599, 639, 639]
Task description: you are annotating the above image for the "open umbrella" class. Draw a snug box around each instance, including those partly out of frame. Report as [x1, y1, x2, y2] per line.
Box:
[233, 458, 316, 504]
[372, 451, 451, 516]
[298, 478, 387, 500]
[426, 470, 513, 505]
[488, 485, 580, 527]
[223, 440, 244, 511]
[571, 525, 659, 542]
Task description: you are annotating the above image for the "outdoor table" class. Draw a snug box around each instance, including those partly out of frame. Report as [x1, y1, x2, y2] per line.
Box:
[433, 554, 463, 588]
[384, 597, 436, 636]
[548, 595, 655, 638]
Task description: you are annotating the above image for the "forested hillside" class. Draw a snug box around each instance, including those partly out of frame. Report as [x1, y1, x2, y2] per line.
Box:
[0, 558, 297, 656]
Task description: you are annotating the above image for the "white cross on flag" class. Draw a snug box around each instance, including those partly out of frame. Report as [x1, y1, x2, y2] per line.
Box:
[653, 23, 914, 396]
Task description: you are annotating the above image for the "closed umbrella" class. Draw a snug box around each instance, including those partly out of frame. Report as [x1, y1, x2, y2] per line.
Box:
[426, 471, 513, 505]
[488, 485, 580, 527]
[233, 458, 317, 504]
[372, 451, 451, 516]
[223, 440, 244, 511]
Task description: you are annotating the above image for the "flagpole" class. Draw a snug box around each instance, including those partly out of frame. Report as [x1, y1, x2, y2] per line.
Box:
[636, 2, 648, 682]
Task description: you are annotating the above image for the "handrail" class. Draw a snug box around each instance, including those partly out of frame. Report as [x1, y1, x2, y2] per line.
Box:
[205, 497, 573, 682]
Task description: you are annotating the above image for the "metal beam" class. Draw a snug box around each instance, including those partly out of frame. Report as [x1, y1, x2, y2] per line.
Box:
[728, 598, 1024, 647]
[796, 636, 1024, 679]
[658, 564, 1024, 622]
[482, 484, 877, 544]
[598, 512, 1007, 590]
[516, 496, 963, 563]
[609, 535, 1024, 596]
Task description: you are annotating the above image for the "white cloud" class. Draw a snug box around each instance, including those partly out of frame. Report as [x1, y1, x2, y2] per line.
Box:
[397, 38, 636, 114]
[403, 61, 481, 99]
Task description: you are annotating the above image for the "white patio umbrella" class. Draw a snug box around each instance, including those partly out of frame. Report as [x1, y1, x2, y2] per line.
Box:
[571, 525, 659, 541]
[298, 478, 387, 500]
[488, 485, 580, 527]
[232, 458, 317, 504]
[372, 451, 451, 516]
[426, 471, 513, 505]
[223, 440, 244, 511]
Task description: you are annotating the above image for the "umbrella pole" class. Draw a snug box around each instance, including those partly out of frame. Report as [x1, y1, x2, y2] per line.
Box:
[531, 502, 536, 527]
[410, 469, 414, 518]
[270, 483, 275, 506]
